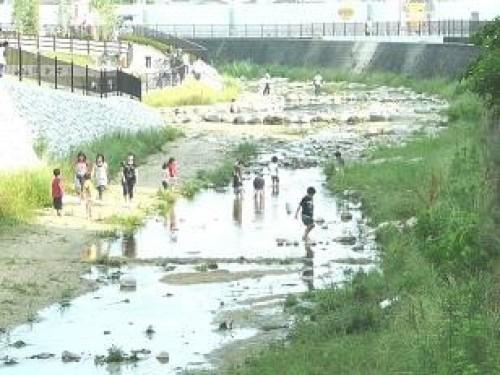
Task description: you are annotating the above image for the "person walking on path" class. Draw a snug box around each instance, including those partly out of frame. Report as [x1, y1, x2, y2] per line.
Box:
[0, 41, 7, 78]
[262, 72, 271, 96]
[82, 172, 93, 219]
[74, 152, 88, 202]
[51, 168, 64, 217]
[122, 153, 138, 204]
[269, 155, 280, 195]
[313, 72, 323, 96]
[295, 186, 316, 242]
[92, 154, 108, 200]
[162, 157, 178, 190]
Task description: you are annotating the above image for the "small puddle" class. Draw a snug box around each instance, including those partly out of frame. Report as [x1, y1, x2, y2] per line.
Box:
[0, 84, 445, 373]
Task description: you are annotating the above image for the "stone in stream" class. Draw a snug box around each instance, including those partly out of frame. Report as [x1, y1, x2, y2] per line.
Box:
[120, 277, 137, 291]
[10, 340, 27, 349]
[340, 212, 353, 222]
[352, 244, 365, 252]
[156, 351, 170, 364]
[145, 325, 156, 337]
[61, 351, 81, 363]
[302, 268, 314, 278]
[103, 331, 111, 335]
[29, 352, 55, 360]
[335, 235, 357, 246]
[4, 357, 18, 366]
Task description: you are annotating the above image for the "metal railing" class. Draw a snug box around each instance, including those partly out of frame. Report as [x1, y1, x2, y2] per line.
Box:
[0, 33, 128, 57]
[5, 47, 142, 100]
[138, 20, 486, 40]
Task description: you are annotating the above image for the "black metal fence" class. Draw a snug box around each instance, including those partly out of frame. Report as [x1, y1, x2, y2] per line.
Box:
[133, 20, 487, 40]
[5, 47, 141, 100]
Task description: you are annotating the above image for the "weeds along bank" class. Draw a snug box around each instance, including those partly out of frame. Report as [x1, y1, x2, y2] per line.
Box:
[228, 46, 500, 375]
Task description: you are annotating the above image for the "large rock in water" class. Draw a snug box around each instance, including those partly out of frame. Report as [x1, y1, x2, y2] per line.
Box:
[0, 80, 40, 171]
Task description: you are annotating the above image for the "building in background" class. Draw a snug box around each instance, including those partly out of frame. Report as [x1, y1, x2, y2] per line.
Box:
[0, 0, 498, 31]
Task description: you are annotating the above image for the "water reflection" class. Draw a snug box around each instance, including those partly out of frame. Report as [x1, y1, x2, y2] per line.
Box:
[122, 234, 137, 258]
[303, 243, 315, 291]
[232, 197, 243, 226]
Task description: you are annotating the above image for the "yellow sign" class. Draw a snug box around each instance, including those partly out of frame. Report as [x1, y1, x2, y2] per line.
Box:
[338, 3, 355, 21]
[406, 0, 426, 22]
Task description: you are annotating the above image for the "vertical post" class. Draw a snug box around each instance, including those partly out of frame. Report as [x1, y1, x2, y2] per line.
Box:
[36, 34, 40, 51]
[37, 52, 41, 86]
[54, 56, 58, 89]
[322, 23, 325, 37]
[104, 40, 107, 56]
[17, 32, 20, 50]
[100, 69, 103, 98]
[438, 20, 441, 35]
[332, 22, 335, 37]
[18, 46, 22, 81]
[300, 24, 303, 38]
[210, 24, 214, 38]
[460, 19, 464, 38]
[418, 21, 422, 36]
[70, 36, 73, 53]
[116, 67, 120, 96]
[53, 35, 56, 52]
[71, 60, 74, 93]
[87, 39, 90, 55]
[85, 65, 88, 95]
[343, 22, 346, 37]
[261, 24, 264, 38]
[397, 21, 401, 36]
[192, 24, 195, 38]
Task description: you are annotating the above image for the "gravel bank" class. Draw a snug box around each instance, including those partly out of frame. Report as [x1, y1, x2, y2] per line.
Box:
[3, 79, 165, 157]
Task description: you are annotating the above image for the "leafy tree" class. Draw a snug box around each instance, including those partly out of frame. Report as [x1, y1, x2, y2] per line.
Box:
[467, 17, 500, 106]
[12, 0, 39, 35]
[90, 0, 118, 40]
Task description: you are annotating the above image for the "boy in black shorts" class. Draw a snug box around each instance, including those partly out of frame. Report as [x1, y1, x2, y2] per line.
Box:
[295, 186, 316, 241]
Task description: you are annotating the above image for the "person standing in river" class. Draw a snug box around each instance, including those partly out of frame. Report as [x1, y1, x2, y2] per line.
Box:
[335, 151, 345, 176]
[122, 153, 138, 205]
[269, 155, 280, 195]
[233, 160, 243, 198]
[295, 186, 316, 242]
[262, 72, 271, 96]
[313, 71, 323, 96]
[253, 171, 265, 213]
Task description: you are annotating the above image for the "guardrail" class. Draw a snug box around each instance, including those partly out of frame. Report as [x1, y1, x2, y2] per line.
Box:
[5, 47, 142, 100]
[135, 20, 486, 40]
[0, 33, 128, 56]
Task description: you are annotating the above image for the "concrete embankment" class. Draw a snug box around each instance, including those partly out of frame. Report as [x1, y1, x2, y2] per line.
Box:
[192, 38, 479, 78]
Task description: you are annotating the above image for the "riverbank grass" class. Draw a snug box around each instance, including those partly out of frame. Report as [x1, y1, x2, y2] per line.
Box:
[144, 77, 240, 107]
[233, 77, 500, 373]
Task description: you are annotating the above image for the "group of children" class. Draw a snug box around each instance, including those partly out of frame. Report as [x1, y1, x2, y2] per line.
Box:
[261, 71, 324, 96]
[51, 151, 139, 219]
[232, 155, 318, 241]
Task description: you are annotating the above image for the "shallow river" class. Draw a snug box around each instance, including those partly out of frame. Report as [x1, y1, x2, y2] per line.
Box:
[0, 83, 445, 374]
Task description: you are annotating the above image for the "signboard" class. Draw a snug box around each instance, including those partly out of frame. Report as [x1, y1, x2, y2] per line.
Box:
[405, 0, 426, 23]
[338, 3, 355, 21]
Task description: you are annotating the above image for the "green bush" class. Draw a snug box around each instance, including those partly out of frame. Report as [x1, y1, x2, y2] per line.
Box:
[120, 35, 171, 54]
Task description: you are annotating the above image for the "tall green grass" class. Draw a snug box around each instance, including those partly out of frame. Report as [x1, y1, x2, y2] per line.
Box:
[0, 169, 52, 226]
[144, 77, 240, 107]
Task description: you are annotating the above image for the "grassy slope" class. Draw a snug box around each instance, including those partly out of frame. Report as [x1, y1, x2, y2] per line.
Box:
[228, 68, 500, 374]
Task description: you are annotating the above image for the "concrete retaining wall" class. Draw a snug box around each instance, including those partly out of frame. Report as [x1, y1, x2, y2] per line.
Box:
[192, 38, 479, 78]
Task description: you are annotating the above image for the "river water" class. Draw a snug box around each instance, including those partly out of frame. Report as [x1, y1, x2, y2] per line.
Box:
[0, 83, 445, 374]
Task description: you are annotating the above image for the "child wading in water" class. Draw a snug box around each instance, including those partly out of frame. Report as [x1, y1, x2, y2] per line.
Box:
[122, 153, 138, 204]
[92, 154, 108, 200]
[233, 160, 243, 198]
[51, 169, 64, 216]
[82, 172, 93, 219]
[295, 186, 316, 242]
[269, 155, 280, 195]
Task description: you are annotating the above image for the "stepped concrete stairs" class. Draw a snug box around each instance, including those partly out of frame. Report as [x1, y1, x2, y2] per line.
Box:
[0, 79, 40, 171]
[351, 41, 379, 74]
